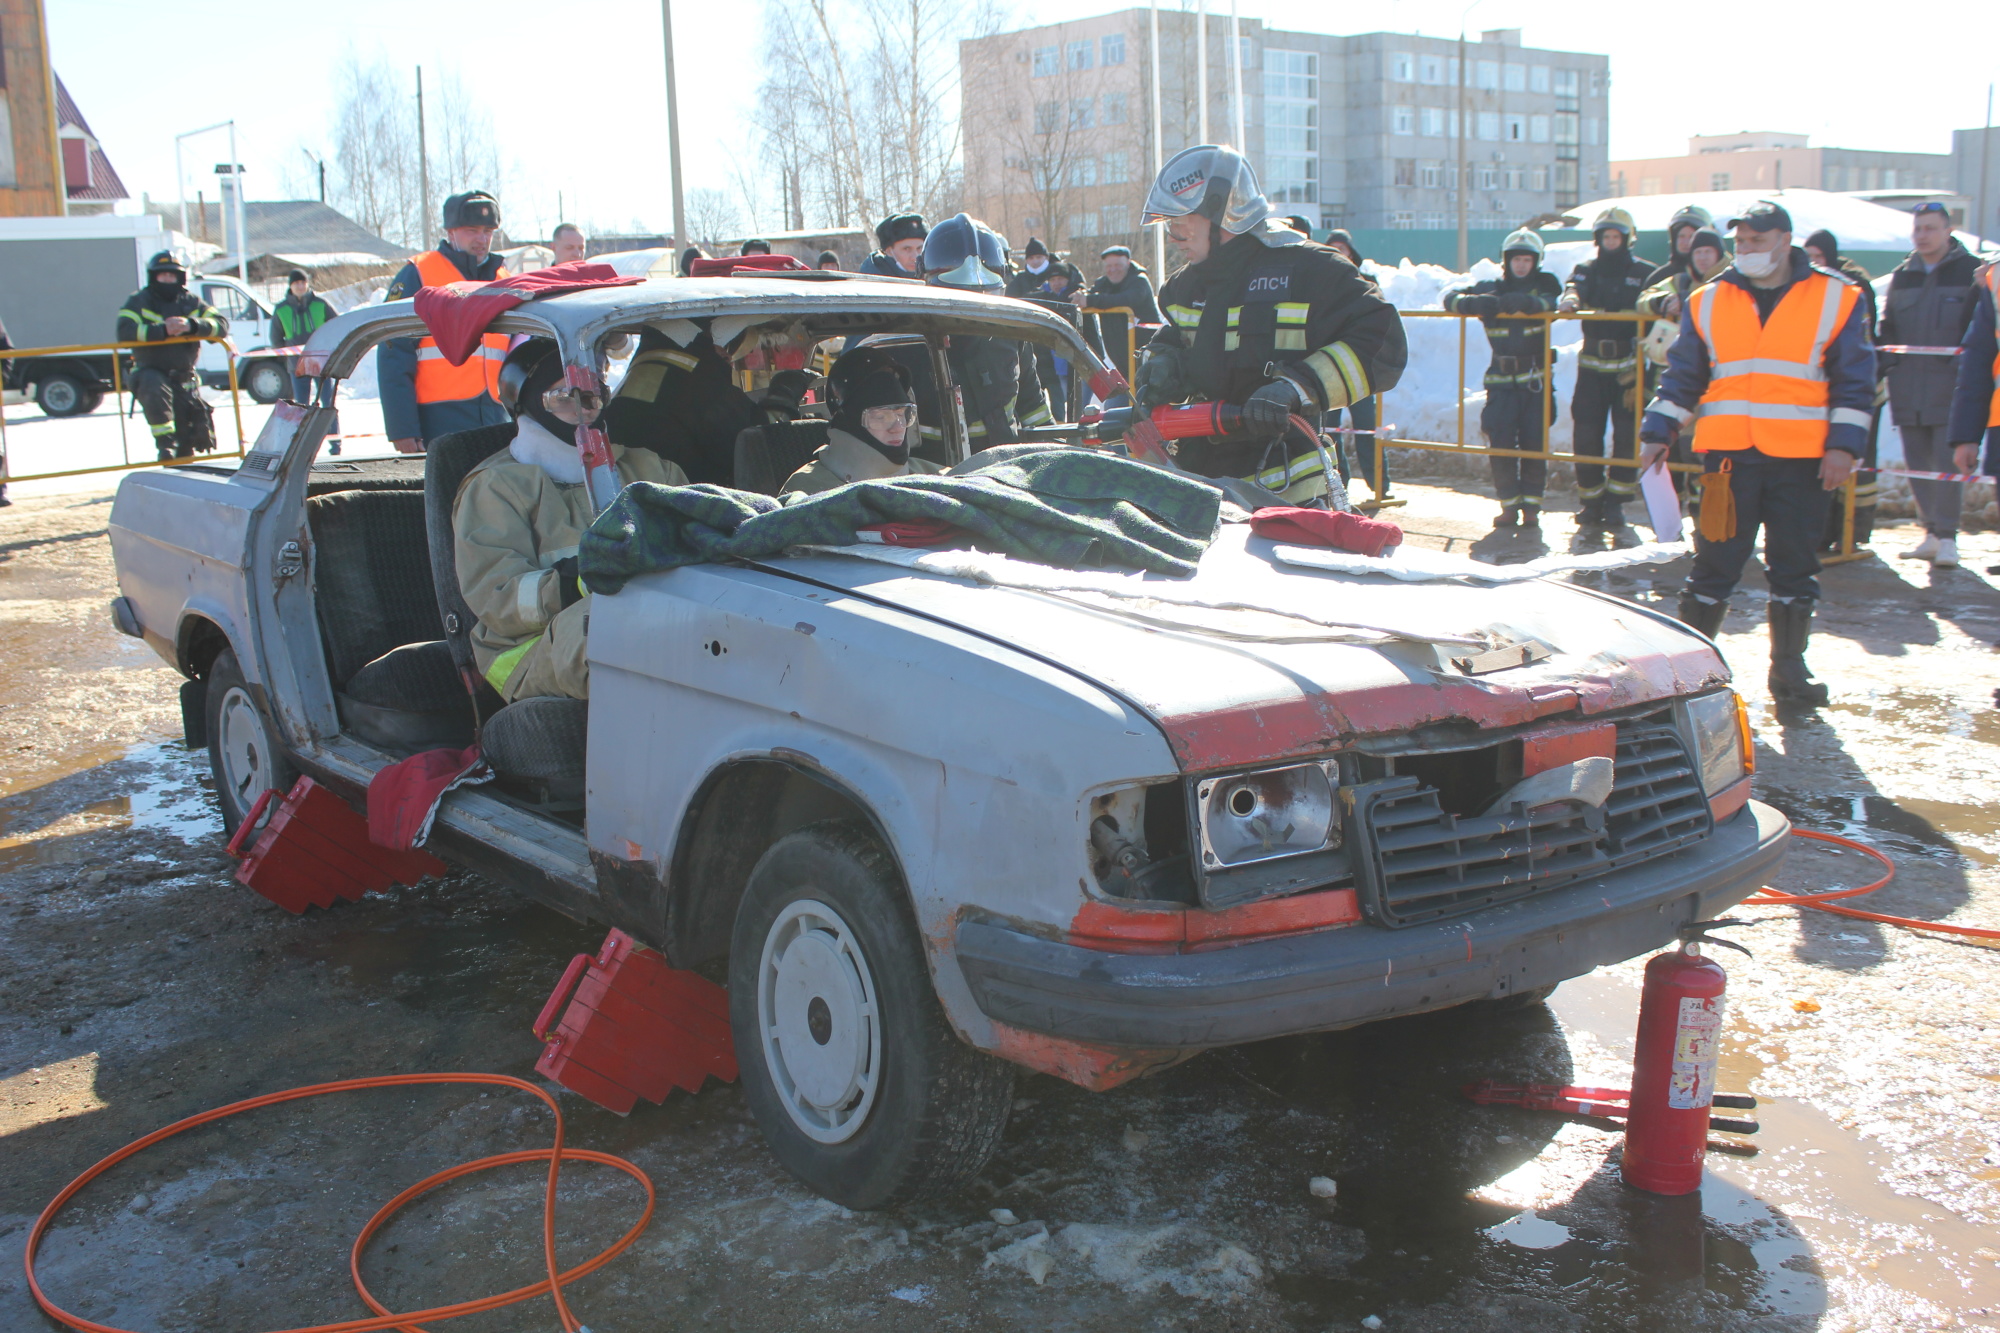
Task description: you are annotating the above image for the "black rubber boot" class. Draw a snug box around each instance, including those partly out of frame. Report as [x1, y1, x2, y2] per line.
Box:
[1767, 599, 1830, 707]
[1677, 594, 1726, 639]
[1491, 507, 1519, 530]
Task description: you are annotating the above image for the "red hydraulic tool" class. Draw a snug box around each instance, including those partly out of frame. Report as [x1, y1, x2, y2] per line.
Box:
[1462, 1080, 1758, 1134]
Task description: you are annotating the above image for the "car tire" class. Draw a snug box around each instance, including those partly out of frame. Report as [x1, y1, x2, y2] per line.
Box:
[729, 819, 1015, 1210]
[205, 648, 297, 839]
[243, 359, 289, 405]
[35, 372, 89, 418]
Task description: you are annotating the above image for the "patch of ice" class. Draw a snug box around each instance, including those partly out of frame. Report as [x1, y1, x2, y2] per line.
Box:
[888, 1284, 932, 1304]
[1483, 1209, 1574, 1250]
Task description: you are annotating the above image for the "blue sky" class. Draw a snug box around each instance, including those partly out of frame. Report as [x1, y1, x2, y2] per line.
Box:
[50, 0, 1990, 239]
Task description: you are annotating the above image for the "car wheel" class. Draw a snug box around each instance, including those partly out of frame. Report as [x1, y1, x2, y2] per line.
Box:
[205, 648, 297, 838]
[730, 820, 1014, 1210]
[243, 360, 289, 405]
[35, 373, 88, 418]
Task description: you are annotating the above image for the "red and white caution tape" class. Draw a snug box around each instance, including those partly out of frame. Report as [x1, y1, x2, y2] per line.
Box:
[1860, 466, 1988, 483]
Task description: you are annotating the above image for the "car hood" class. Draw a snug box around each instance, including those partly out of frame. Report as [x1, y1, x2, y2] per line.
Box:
[756, 525, 1728, 772]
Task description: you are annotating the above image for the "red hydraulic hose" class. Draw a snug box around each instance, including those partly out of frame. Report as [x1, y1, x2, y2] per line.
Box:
[25, 1072, 653, 1333]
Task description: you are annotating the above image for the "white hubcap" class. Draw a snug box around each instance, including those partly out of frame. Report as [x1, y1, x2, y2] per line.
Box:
[216, 685, 273, 815]
[758, 898, 881, 1144]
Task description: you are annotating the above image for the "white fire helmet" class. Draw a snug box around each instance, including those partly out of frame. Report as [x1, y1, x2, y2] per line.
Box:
[1141, 145, 1272, 236]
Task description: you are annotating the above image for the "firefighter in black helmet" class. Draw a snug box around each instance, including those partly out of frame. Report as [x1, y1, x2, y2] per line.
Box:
[1137, 146, 1406, 500]
[115, 251, 227, 462]
[917, 213, 1050, 449]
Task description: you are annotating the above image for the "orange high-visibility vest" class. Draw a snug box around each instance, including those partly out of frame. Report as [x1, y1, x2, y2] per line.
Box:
[410, 250, 510, 405]
[1983, 264, 2000, 430]
[1686, 269, 1862, 458]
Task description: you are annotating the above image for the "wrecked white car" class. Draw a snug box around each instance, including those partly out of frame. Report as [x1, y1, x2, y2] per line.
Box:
[105, 274, 1788, 1209]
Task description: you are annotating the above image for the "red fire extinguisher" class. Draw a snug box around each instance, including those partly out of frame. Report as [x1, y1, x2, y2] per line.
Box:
[1622, 920, 1751, 1195]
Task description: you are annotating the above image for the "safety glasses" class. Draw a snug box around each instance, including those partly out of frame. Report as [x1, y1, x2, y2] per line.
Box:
[542, 386, 604, 424]
[861, 404, 918, 430]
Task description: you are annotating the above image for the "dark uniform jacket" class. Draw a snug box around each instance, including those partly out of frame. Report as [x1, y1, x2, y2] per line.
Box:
[1564, 246, 1654, 374]
[1443, 268, 1563, 386]
[379, 240, 508, 442]
[1006, 262, 1080, 300]
[1085, 268, 1162, 323]
[116, 285, 226, 375]
[1947, 268, 1999, 466]
[601, 328, 764, 486]
[1880, 241, 1979, 426]
[1149, 229, 1406, 477]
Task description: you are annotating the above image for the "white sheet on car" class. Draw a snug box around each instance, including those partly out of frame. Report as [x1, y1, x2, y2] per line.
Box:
[793, 528, 1494, 647]
[1271, 539, 1689, 584]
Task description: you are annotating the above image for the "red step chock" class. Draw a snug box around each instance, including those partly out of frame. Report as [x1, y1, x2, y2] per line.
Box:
[227, 777, 446, 913]
[533, 929, 738, 1115]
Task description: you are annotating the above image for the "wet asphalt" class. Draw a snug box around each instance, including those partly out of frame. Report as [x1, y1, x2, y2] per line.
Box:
[0, 476, 1995, 1332]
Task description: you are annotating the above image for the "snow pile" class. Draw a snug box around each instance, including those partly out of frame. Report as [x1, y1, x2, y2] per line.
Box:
[1566, 187, 1983, 253]
[1362, 248, 1590, 456]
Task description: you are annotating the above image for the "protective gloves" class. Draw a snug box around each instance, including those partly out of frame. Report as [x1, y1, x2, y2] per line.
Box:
[1240, 377, 1306, 440]
[553, 556, 584, 610]
[1135, 344, 1186, 410]
[1456, 294, 1501, 318]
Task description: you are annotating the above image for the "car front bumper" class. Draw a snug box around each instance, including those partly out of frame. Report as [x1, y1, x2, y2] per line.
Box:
[956, 800, 1789, 1050]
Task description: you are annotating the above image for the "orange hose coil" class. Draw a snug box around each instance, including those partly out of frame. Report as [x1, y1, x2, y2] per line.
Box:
[24, 1073, 652, 1333]
[1752, 829, 2000, 940]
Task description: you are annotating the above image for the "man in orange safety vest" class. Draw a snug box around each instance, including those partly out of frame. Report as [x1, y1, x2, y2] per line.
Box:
[381, 190, 511, 453]
[1639, 200, 1877, 708]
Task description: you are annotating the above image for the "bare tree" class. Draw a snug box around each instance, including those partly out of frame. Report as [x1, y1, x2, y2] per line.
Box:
[684, 189, 743, 249]
[961, 40, 1100, 252]
[324, 52, 506, 250]
[750, 0, 995, 236]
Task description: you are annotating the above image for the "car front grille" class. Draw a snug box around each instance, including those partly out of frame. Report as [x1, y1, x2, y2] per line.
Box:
[1352, 713, 1712, 927]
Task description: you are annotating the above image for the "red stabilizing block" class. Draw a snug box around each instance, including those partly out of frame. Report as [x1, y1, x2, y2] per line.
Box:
[231, 777, 447, 914]
[533, 928, 738, 1115]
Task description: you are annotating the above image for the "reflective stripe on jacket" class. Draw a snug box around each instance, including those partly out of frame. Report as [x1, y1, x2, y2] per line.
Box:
[1685, 271, 1863, 457]
[411, 250, 510, 405]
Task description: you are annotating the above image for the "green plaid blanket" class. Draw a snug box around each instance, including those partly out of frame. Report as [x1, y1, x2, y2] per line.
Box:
[579, 445, 1222, 592]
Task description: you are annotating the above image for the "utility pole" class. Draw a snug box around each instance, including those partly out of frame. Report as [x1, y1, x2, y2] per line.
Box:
[1228, 0, 1243, 147]
[1456, 31, 1469, 270]
[1149, 0, 1165, 278]
[1980, 84, 1994, 257]
[303, 148, 325, 204]
[1196, 0, 1208, 144]
[416, 66, 433, 244]
[662, 0, 687, 253]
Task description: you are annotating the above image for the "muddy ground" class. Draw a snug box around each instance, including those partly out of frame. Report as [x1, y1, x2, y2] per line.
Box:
[0, 475, 1995, 1332]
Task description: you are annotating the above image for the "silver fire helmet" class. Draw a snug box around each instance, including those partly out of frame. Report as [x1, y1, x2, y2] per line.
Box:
[1141, 145, 1272, 236]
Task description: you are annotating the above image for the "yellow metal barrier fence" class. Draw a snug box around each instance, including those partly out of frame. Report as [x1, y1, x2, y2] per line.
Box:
[0, 335, 248, 485]
[1369, 309, 1867, 563]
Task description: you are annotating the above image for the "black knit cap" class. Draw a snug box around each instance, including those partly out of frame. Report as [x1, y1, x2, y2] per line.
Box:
[1803, 228, 1839, 263]
[817, 250, 841, 266]
[740, 239, 771, 255]
[875, 214, 927, 248]
[286, 268, 309, 285]
[1326, 229, 1363, 262]
[1024, 237, 1049, 258]
[1689, 227, 1725, 256]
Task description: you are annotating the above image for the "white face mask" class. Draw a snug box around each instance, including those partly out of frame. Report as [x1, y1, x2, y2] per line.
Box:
[1026, 257, 1048, 273]
[1733, 247, 1781, 278]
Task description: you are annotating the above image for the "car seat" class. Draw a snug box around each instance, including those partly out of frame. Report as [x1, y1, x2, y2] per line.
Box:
[306, 489, 471, 750]
[423, 424, 587, 806]
[733, 419, 830, 494]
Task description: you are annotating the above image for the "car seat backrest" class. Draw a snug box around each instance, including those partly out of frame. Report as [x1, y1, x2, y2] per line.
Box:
[306, 489, 446, 687]
[733, 419, 829, 495]
[423, 422, 518, 679]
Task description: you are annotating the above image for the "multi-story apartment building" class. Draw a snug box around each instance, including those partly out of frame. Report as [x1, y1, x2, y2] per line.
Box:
[960, 13, 1611, 256]
[1610, 132, 1956, 201]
